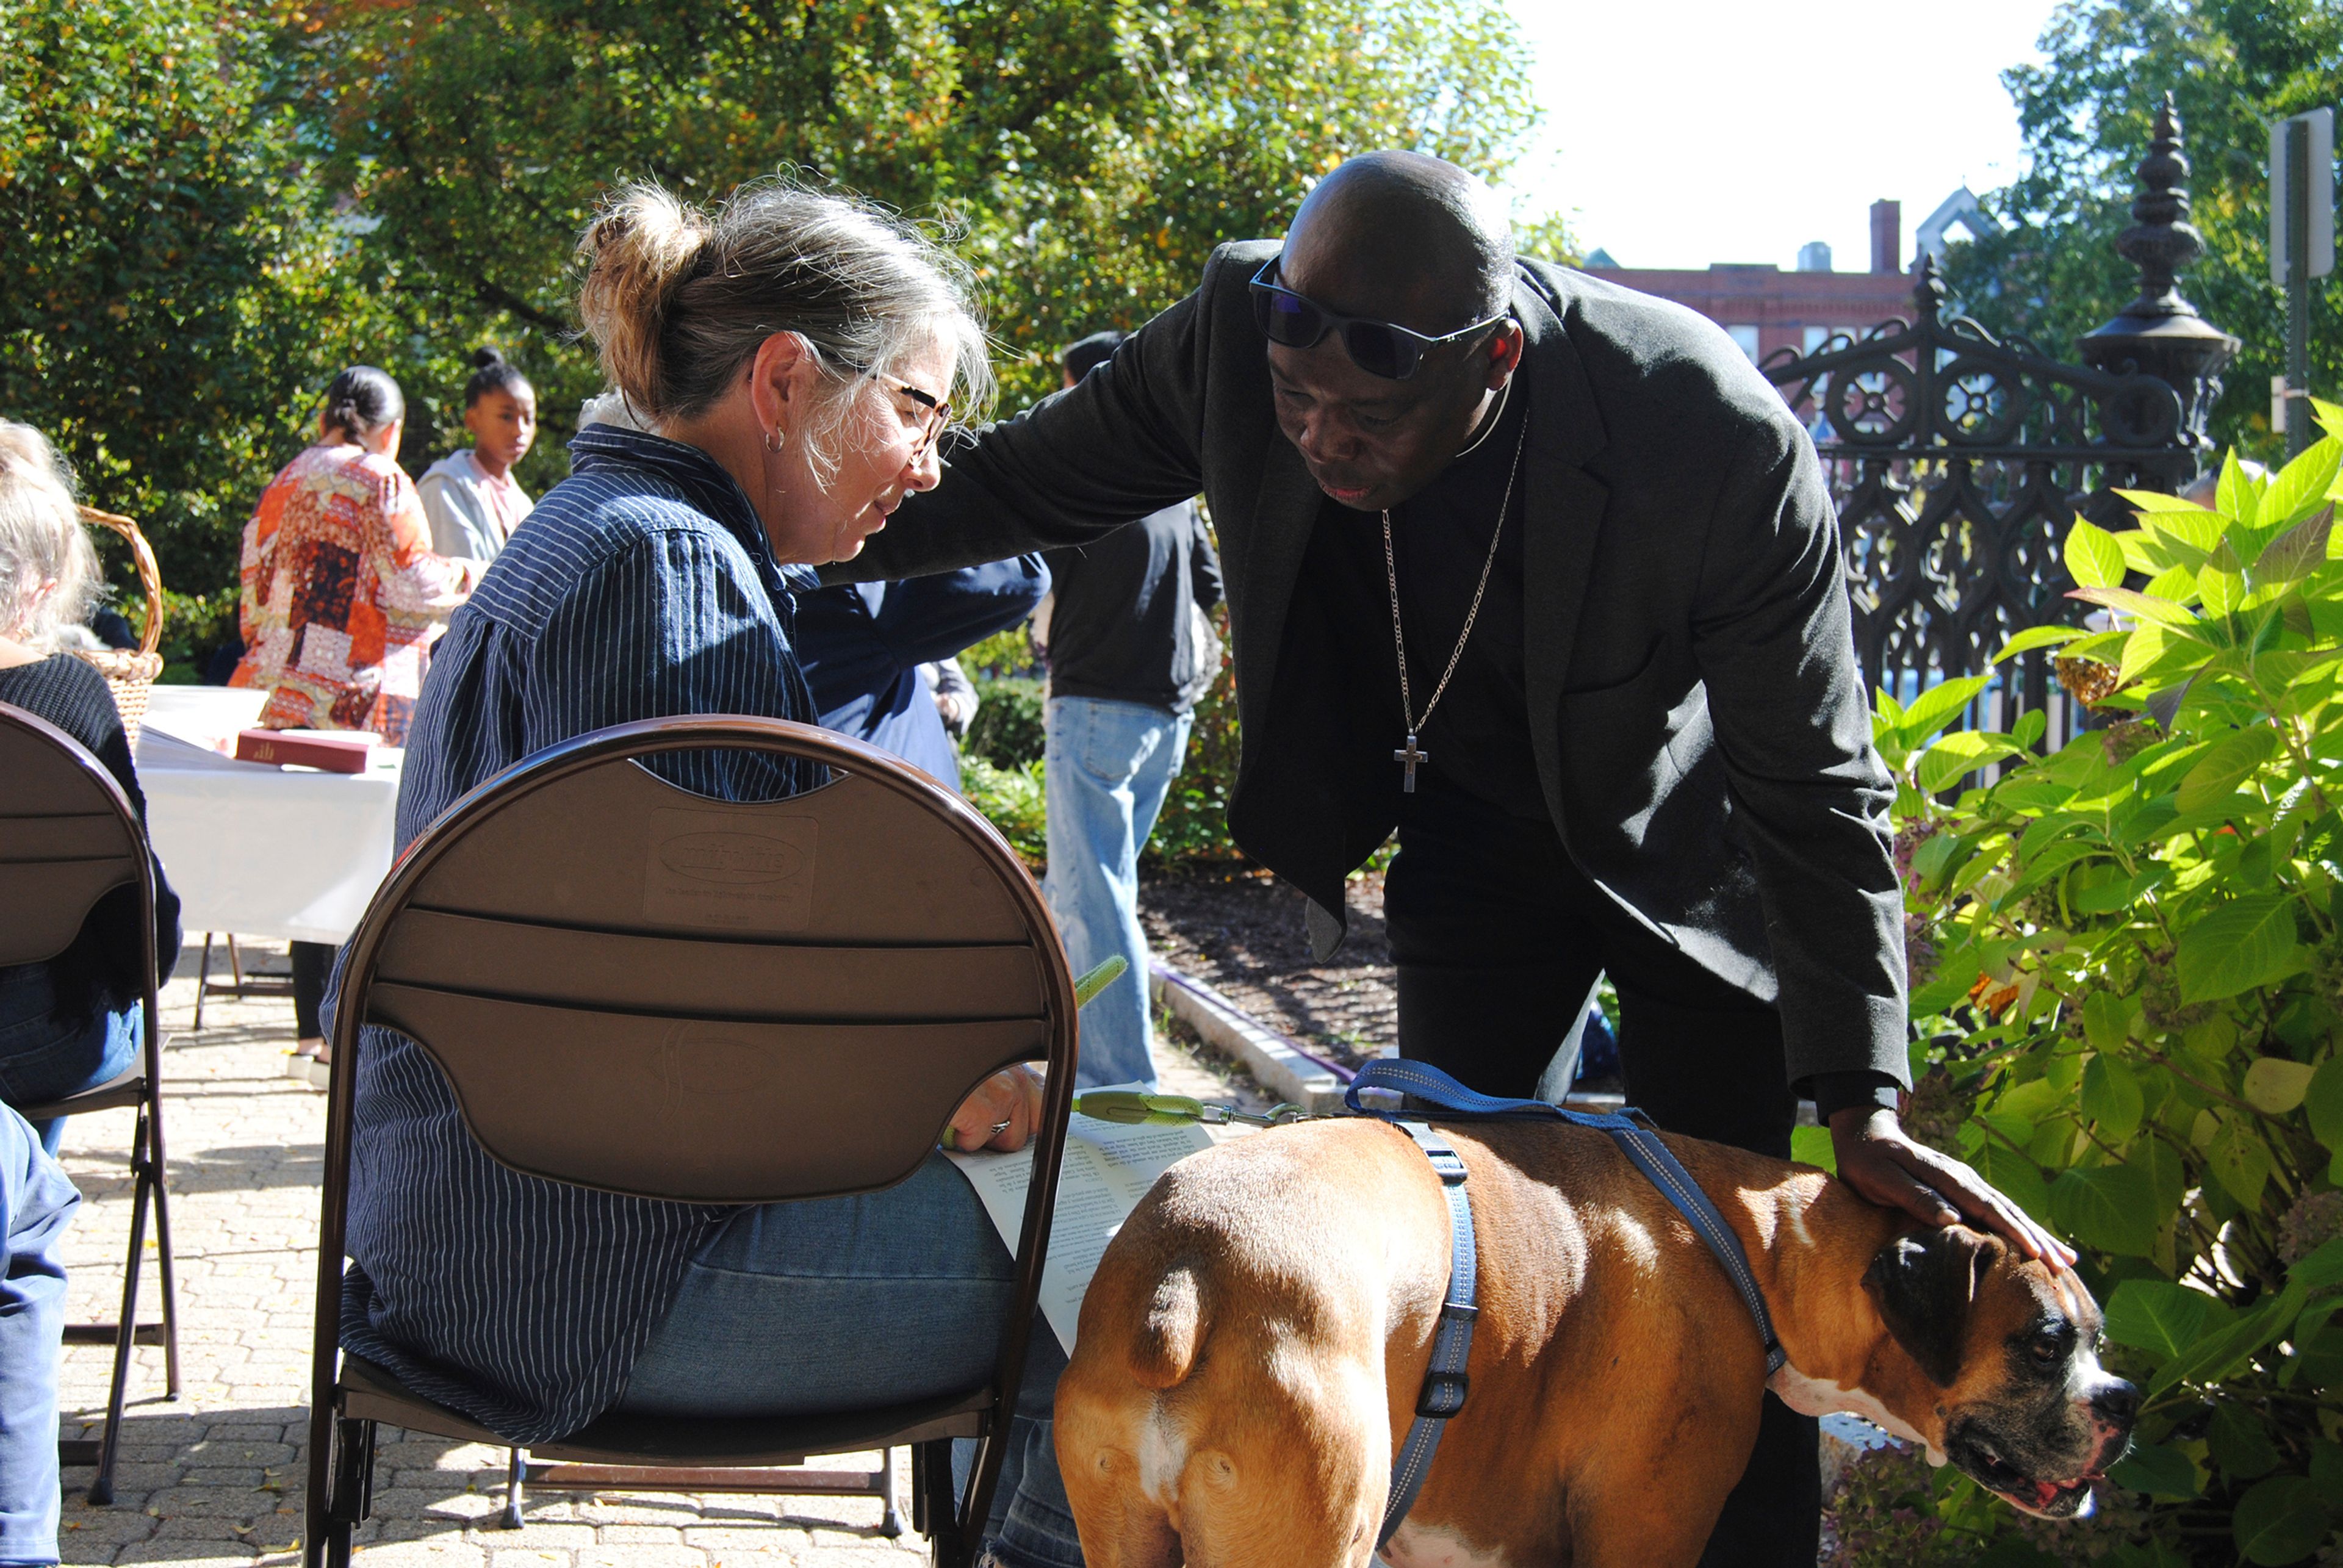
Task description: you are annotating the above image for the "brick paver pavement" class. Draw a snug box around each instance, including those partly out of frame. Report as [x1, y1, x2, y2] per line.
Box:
[50, 937, 1248, 1568]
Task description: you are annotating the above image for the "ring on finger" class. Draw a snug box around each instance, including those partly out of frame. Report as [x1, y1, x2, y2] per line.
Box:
[990, 1118, 1013, 1137]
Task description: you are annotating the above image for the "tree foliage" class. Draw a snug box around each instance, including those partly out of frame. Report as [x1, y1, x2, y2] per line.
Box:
[1942, 0, 2343, 461]
[4, 0, 1544, 634]
[296, 0, 1543, 460]
[1875, 414, 2343, 1562]
[0, 0, 392, 605]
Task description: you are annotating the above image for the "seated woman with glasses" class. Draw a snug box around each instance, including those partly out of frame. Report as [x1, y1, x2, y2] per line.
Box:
[0, 419, 181, 1156]
[334, 179, 1083, 1568]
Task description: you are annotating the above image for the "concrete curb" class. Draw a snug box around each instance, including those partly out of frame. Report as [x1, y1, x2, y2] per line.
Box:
[1149, 962, 1347, 1113]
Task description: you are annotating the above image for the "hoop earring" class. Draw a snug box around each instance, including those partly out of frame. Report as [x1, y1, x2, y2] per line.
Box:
[763, 426, 788, 454]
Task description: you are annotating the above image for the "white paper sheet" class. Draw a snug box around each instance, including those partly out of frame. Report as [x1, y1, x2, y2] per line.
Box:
[945, 1093, 1214, 1353]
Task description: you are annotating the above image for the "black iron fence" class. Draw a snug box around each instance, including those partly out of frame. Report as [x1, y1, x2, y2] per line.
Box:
[1757, 96, 2239, 745]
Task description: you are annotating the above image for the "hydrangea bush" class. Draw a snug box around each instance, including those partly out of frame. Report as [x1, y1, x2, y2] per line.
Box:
[1871, 406, 2343, 1564]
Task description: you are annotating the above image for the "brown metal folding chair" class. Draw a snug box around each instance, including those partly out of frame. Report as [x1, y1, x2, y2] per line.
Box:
[0, 700, 182, 1505]
[303, 715, 1079, 1568]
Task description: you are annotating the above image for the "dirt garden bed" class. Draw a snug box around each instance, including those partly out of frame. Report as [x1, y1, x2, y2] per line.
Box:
[1137, 864, 1396, 1072]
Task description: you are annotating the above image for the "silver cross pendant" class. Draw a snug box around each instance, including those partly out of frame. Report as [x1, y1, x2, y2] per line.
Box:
[1394, 733, 1428, 793]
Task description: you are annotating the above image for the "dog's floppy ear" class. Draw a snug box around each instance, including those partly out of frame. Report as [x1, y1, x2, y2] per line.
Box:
[1863, 1225, 2001, 1388]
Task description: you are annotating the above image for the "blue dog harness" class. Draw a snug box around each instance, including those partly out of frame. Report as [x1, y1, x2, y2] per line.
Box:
[1349, 1059, 1788, 1548]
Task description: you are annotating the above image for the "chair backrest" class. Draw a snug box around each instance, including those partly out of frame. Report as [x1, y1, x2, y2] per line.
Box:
[329, 714, 1080, 1204]
[0, 699, 150, 969]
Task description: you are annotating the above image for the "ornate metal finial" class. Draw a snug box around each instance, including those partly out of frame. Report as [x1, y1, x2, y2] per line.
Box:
[2114, 93, 2207, 320]
[2081, 93, 2240, 472]
[1911, 253, 1948, 325]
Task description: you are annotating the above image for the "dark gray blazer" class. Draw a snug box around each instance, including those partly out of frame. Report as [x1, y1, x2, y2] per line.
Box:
[832, 242, 1907, 1089]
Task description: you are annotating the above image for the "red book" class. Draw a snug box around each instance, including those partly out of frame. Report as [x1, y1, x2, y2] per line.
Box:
[234, 728, 377, 774]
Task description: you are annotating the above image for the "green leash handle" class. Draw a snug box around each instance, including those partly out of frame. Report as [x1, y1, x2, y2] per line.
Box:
[1056, 958, 1315, 1130]
[1072, 1089, 1311, 1127]
[1073, 955, 1128, 1009]
[1074, 1090, 1211, 1124]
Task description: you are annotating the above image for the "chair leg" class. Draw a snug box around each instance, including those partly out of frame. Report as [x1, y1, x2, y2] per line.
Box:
[85, 1122, 154, 1506]
[302, 1432, 331, 1568]
[503, 1447, 527, 1529]
[328, 1416, 376, 1529]
[879, 1445, 904, 1538]
[192, 934, 214, 1031]
[912, 1440, 930, 1537]
[916, 1440, 965, 1567]
[302, 1415, 375, 1566]
[324, 1514, 354, 1568]
[144, 1086, 182, 1398]
[301, 1391, 347, 1568]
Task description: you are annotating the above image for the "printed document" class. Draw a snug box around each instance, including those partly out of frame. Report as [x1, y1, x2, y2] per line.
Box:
[945, 1093, 1214, 1353]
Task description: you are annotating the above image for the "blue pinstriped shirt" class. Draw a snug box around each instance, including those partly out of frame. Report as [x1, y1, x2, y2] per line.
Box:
[338, 425, 821, 1442]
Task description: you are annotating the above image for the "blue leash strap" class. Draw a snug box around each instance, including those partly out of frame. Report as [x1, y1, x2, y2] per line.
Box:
[1377, 1120, 1478, 1549]
[1349, 1059, 1785, 1384]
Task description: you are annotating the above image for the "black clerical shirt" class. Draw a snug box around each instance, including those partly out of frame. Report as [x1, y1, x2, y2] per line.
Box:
[1296, 367, 1898, 1121]
[1305, 370, 1544, 824]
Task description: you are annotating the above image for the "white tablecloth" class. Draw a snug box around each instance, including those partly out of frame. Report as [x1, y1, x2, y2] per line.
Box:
[135, 686, 401, 945]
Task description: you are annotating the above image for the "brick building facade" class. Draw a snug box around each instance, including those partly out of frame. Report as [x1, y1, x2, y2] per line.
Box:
[1583, 199, 1917, 362]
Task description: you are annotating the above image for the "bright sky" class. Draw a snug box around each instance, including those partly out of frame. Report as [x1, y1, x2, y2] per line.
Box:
[1500, 0, 2062, 271]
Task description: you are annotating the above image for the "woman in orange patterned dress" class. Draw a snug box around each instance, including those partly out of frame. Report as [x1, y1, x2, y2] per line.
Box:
[230, 366, 478, 746]
[229, 367, 479, 1072]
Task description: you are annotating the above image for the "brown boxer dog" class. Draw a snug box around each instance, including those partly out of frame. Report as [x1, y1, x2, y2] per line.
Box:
[1056, 1117, 2136, 1567]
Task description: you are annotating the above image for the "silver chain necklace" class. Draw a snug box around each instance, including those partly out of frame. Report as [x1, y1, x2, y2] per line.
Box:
[1383, 410, 1528, 793]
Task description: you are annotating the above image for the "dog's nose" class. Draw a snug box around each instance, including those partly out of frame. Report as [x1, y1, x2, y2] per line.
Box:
[2090, 1379, 2139, 1429]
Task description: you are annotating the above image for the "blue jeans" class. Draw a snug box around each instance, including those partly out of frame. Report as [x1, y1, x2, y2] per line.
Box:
[615, 1154, 1082, 1568]
[1042, 697, 1193, 1090]
[0, 1102, 77, 1566]
[0, 965, 142, 1157]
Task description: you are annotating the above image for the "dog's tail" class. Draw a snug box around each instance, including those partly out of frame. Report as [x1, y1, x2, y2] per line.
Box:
[1125, 1262, 1208, 1390]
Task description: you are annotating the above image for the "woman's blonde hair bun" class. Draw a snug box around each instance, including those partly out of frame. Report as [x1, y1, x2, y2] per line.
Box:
[572, 174, 992, 456]
[577, 184, 716, 422]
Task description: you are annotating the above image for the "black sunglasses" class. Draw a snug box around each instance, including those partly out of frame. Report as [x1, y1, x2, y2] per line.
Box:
[1248, 257, 1508, 379]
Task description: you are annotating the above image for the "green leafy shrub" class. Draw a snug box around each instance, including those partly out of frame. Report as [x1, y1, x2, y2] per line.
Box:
[1824, 1438, 2161, 1566]
[958, 610, 1250, 868]
[1, 0, 408, 597]
[148, 586, 239, 683]
[959, 753, 1046, 869]
[960, 623, 1041, 680]
[966, 675, 1047, 769]
[1145, 625, 1245, 867]
[1877, 405, 2343, 1564]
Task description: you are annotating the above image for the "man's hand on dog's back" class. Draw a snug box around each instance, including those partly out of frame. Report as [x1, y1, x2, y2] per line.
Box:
[1830, 1107, 2077, 1268]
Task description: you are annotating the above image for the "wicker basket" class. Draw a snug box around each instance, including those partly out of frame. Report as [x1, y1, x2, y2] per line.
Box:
[70, 506, 166, 749]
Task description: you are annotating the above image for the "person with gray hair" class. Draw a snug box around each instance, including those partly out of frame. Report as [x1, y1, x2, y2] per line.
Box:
[0, 420, 180, 1156]
[330, 177, 1078, 1568]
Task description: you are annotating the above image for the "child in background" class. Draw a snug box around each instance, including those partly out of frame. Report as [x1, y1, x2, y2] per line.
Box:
[416, 347, 536, 565]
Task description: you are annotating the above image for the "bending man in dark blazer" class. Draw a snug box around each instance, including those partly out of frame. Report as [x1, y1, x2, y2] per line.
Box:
[830, 151, 2070, 1561]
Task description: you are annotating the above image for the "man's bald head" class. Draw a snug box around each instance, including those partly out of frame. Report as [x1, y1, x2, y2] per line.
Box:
[1282, 152, 1514, 334]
